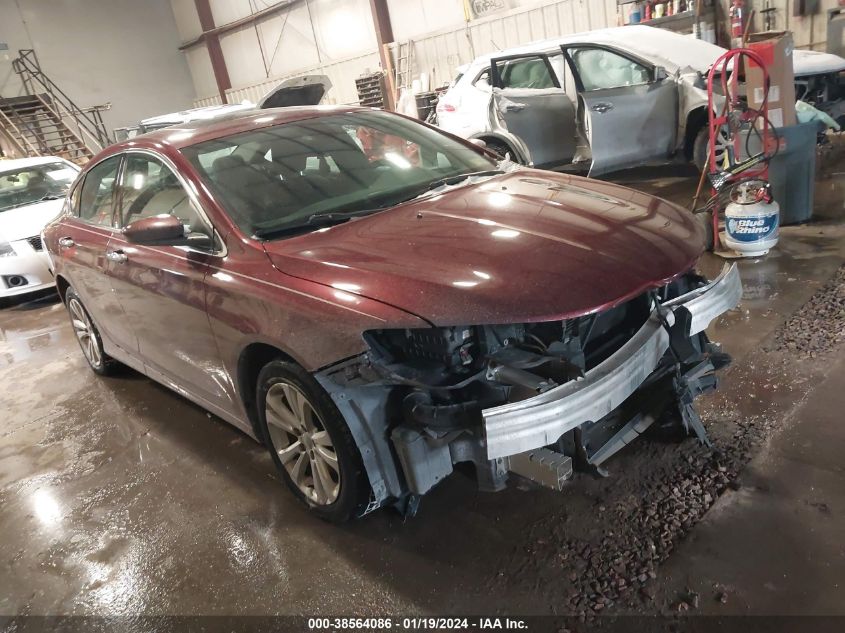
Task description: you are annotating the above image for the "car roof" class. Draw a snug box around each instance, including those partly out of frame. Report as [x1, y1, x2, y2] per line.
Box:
[0, 156, 76, 173]
[114, 105, 366, 152]
[467, 25, 726, 74]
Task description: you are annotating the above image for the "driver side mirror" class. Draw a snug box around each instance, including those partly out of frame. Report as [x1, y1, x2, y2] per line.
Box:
[654, 66, 669, 82]
[124, 214, 212, 249]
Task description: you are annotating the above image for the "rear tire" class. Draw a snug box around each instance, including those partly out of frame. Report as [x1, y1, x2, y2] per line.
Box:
[64, 287, 119, 376]
[484, 138, 520, 163]
[256, 360, 369, 523]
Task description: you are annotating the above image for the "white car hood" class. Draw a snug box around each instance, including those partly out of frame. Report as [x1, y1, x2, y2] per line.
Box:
[0, 199, 64, 243]
[793, 49, 845, 76]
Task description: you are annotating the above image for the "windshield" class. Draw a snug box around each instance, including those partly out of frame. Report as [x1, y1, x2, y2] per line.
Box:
[181, 110, 496, 238]
[0, 161, 78, 213]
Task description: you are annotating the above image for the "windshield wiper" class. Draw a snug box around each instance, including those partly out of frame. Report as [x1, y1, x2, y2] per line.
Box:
[254, 213, 356, 239]
[425, 169, 504, 192]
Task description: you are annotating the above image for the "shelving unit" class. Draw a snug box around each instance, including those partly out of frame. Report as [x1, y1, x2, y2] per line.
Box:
[616, 1, 718, 38]
[355, 72, 387, 109]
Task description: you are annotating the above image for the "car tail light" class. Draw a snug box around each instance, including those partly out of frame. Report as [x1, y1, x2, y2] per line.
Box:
[437, 101, 456, 113]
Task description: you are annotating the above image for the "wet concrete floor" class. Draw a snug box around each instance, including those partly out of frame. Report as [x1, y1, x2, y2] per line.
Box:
[1, 160, 844, 616]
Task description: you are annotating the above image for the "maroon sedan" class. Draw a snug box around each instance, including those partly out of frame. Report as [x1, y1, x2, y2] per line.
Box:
[44, 106, 741, 522]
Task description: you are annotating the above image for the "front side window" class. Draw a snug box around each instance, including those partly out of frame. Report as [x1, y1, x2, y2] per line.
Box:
[79, 156, 121, 226]
[0, 161, 78, 213]
[568, 47, 651, 91]
[118, 154, 208, 236]
[181, 111, 496, 239]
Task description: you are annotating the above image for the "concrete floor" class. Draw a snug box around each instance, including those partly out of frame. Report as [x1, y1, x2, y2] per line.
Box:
[1, 158, 844, 617]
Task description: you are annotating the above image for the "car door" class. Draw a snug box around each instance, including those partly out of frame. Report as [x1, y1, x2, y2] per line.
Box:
[489, 53, 577, 168]
[562, 45, 678, 176]
[106, 150, 234, 410]
[57, 155, 137, 354]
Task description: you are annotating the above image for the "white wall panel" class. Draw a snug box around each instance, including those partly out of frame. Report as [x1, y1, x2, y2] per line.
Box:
[171, 0, 204, 40]
[387, 0, 466, 42]
[185, 43, 220, 101]
[220, 25, 269, 87]
[209, 0, 254, 26]
[0, 0, 194, 131]
[259, 3, 322, 77]
[309, 0, 378, 60]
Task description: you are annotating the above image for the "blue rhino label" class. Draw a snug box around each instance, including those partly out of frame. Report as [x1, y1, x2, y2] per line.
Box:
[727, 214, 779, 243]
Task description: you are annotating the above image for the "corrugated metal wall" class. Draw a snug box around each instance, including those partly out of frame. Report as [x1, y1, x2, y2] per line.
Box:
[186, 0, 619, 108]
[402, 0, 618, 90]
[183, 0, 842, 109]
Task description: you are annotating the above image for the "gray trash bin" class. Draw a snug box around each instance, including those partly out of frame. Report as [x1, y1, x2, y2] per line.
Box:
[740, 121, 818, 225]
[768, 122, 818, 225]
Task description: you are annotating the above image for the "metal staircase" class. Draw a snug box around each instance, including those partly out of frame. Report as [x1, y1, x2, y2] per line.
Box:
[0, 49, 112, 164]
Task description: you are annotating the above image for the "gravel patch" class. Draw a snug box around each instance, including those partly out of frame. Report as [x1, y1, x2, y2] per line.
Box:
[775, 264, 845, 356]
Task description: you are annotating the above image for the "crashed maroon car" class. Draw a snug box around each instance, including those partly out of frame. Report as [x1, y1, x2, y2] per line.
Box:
[44, 106, 741, 522]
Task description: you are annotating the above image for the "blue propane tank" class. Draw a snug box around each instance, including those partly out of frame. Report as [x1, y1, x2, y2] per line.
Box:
[724, 181, 779, 257]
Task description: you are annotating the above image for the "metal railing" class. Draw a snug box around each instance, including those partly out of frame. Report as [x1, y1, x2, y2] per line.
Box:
[12, 49, 112, 151]
[0, 105, 40, 157]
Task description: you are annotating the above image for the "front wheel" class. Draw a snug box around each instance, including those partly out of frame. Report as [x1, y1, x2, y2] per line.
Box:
[692, 125, 730, 173]
[257, 360, 369, 522]
[65, 287, 118, 375]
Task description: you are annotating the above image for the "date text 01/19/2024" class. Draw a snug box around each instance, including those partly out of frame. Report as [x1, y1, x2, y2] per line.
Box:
[307, 617, 529, 630]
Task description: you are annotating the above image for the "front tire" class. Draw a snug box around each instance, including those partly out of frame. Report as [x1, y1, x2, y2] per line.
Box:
[256, 360, 368, 523]
[692, 125, 730, 172]
[65, 287, 118, 376]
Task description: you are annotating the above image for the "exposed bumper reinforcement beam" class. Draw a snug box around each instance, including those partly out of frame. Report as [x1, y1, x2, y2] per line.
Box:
[482, 263, 742, 460]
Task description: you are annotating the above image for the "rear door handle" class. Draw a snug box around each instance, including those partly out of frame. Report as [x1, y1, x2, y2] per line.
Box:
[106, 250, 127, 264]
[58, 237, 74, 248]
[590, 102, 614, 114]
[503, 103, 526, 112]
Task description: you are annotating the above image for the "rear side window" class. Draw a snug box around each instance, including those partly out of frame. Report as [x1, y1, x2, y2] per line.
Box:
[78, 156, 121, 226]
[494, 57, 557, 89]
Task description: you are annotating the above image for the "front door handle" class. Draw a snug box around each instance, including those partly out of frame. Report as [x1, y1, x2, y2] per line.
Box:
[58, 237, 74, 248]
[590, 102, 614, 114]
[503, 102, 526, 113]
[106, 250, 127, 264]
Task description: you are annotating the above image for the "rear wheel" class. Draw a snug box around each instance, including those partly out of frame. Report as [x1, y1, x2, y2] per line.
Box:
[483, 138, 520, 163]
[65, 287, 118, 375]
[256, 360, 368, 522]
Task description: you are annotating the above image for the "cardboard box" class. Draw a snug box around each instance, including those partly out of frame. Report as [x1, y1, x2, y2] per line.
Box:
[746, 31, 797, 127]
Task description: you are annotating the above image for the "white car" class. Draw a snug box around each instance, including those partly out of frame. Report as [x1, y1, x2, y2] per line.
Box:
[436, 25, 845, 175]
[0, 157, 80, 305]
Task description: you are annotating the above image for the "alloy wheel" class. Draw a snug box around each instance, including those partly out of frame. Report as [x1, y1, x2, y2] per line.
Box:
[68, 297, 102, 368]
[265, 381, 340, 506]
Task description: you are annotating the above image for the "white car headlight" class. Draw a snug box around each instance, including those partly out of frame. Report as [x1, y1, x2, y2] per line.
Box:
[0, 239, 15, 258]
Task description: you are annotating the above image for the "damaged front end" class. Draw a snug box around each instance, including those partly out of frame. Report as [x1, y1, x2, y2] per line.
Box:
[316, 264, 742, 516]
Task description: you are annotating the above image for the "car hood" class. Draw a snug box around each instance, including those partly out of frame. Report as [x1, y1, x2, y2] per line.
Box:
[257, 75, 332, 108]
[0, 199, 64, 243]
[263, 170, 704, 326]
[793, 49, 845, 76]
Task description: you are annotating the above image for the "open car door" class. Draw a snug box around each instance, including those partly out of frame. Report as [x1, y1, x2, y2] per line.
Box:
[257, 75, 332, 108]
[562, 45, 677, 176]
[489, 53, 577, 168]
